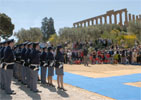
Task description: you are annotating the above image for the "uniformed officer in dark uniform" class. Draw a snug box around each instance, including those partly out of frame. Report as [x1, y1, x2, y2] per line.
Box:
[47, 47, 55, 87]
[15, 44, 23, 81]
[3, 39, 16, 94]
[0, 41, 4, 88]
[24, 42, 32, 88]
[0, 41, 8, 90]
[21, 42, 28, 85]
[29, 42, 41, 92]
[40, 47, 48, 84]
[13, 45, 18, 79]
[55, 45, 67, 91]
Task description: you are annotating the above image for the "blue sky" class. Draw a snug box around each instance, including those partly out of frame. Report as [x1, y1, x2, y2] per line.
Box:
[0, 0, 141, 34]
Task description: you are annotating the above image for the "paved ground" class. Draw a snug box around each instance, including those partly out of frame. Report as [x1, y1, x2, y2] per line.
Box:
[1, 64, 140, 100]
[0, 79, 113, 100]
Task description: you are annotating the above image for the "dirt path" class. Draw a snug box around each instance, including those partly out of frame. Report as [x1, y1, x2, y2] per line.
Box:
[64, 64, 141, 78]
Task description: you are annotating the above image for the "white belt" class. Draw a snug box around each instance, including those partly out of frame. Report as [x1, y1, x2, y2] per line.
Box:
[59, 62, 63, 69]
[22, 61, 25, 66]
[4, 62, 14, 70]
[16, 61, 21, 63]
[50, 61, 54, 67]
[0, 62, 4, 68]
[43, 63, 48, 67]
[42, 61, 46, 63]
[21, 60, 24, 62]
[30, 64, 39, 71]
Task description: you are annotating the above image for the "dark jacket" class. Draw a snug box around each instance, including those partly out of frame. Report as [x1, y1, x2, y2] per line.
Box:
[3, 46, 15, 69]
[55, 51, 64, 62]
[47, 51, 54, 67]
[55, 51, 64, 68]
[24, 48, 31, 66]
[29, 48, 40, 64]
[47, 51, 54, 61]
[40, 51, 47, 66]
[21, 47, 27, 61]
[15, 48, 22, 62]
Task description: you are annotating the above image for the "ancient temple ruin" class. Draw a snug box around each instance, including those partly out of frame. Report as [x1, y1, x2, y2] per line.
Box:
[73, 8, 141, 28]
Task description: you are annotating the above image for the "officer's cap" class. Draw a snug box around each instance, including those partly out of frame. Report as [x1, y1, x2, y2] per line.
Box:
[23, 41, 29, 46]
[57, 45, 62, 49]
[48, 46, 53, 51]
[3, 41, 7, 44]
[27, 42, 32, 46]
[7, 39, 14, 44]
[33, 42, 39, 48]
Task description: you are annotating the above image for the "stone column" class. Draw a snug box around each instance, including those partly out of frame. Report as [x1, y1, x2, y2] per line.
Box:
[136, 16, 139, 22]
[77, 23, 79, 28]
[132, 15, 135, 21]
[84, 22, 86, 27]
[80, 22, 83, 27]
[119, 12, 123, 26]
[92, 19, 94, 25]
[139, 15, 141, 20]
[104, 16, 107, 24]
[96, 18, 98, 25]
[129, 13, 131, 21]
[109, 15, 112, 24]
[124, 10, 128, 25]
[114, 14, 117, 24]
[100, 17, 102, 24]
[73, 24, 75, 27]
[88, 20, 90, 26]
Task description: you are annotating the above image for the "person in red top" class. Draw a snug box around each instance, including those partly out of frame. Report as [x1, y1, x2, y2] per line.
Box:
[106, 53, 110, 63]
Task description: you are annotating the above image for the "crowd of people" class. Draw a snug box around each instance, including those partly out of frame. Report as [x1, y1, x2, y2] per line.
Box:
[63, 41, 141, 66]
[0, 39, 66, 95]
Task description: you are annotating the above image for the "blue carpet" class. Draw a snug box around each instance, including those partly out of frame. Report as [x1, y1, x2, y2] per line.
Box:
[39, 69, 141, 100]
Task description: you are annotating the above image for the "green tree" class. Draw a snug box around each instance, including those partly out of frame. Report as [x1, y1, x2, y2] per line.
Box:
[128, 21, 141, 42]
[56, 24, 129, 47]
[14, 27, 43, 44]
[0, 13, 14, 39]
[48, 17, 56, 36]
[41, 17, 56, 42]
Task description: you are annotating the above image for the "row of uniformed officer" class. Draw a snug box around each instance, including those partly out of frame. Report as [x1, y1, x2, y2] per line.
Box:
[40, 46, 55, 87]
[0, 40, 67, 94]
[14, 42, 41, 92]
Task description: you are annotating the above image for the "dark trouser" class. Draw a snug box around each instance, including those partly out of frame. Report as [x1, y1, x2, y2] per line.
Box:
[13, 63, 18, 79]
[26, 67, 30, 87]
[5, 69, 13, 93]
[84, 56, 89, 66]
[29, 69, 32, 89]
[17, 63, 22, 81]
[21, 65, 26, 84]
[0, 68, 1, 88]
[41, 66, 47, 84]
[1, 68, 5, 89]
[30, 69, 38, 91]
